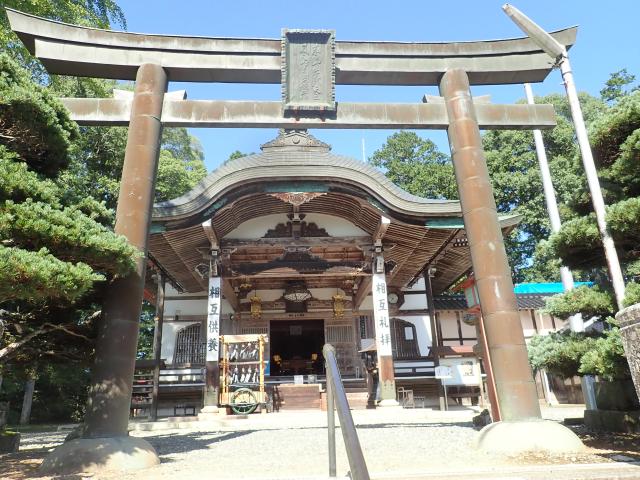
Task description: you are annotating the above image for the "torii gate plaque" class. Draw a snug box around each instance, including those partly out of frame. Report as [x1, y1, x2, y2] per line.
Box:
[6, 8, 584, 474]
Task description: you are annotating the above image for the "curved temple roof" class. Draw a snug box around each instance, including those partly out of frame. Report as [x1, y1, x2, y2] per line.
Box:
[6, 8, 575, 85]
[152, 132, 461, 229]
[148, 131, 520, 295]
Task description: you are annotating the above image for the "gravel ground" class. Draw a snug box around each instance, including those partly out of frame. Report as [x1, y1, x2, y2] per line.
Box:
[1, 405, 635, 480]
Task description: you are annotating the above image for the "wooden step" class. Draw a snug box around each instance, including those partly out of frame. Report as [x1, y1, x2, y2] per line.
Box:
[320, 391, 370, 411]
[274, 384, 321, 410]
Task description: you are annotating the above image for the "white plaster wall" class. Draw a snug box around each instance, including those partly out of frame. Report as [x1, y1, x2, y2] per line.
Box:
[224, 213, 367, 239]
[460, 319, 476, 344]
[164, 296, 233, 317]
[396, 315, 432, 356]
[165, 298, 207, 317]
[360, 296, 373, 310]
[438, 311, 460, 346]
[401, 292, 428, 310]
[303, 213, 368, 236]
[520, 310, 537, 338]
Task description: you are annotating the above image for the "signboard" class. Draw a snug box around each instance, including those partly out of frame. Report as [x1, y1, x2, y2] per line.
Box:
[372, 271, 392, 356]
[282, 29, 336, 112]
[434, 365, 453, 379]
[439, 358, 481, 386]
[206, 275, 221, 362]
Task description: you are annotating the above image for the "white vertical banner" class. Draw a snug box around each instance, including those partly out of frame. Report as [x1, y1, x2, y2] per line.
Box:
[206, 275, 221, 362]
[372, 271, 392, 356]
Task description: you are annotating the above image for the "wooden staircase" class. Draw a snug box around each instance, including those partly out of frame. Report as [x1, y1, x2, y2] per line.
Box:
[321, 378, 369, 410]
[273, 384, 321, 410]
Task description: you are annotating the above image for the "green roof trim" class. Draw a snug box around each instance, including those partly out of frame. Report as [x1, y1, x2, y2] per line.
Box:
[264, 182, 328, 193]
[149, 223, 166, 234]
[426, 213, 522, 229]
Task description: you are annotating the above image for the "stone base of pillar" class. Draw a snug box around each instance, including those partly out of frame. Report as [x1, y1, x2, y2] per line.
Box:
[377, 399, 400, 407]
[476, 420, 585, 454]
[39, 436, 159, 475]
[616, 304, 640, 403]
[198, 405, 222, 421]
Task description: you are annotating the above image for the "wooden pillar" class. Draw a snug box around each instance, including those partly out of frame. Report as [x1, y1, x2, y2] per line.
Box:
[423, 270, 446, 410]
[150, 272, 165, 421]
[371, 253, 398, 406]
[203, 261, 221, 411]
[83, 64, 168, 438]
[440, 68, 540, 421]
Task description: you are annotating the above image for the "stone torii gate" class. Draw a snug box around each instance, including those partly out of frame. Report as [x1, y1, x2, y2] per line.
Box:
[6, 8, 584, 473]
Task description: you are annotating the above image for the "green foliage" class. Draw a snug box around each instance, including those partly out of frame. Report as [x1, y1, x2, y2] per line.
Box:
[155, 148, 207, 202]
[579, 326, 630, 381]
[482, 93, 605, 281]
[0, 54, 78, 176]
[0, 55, 138, 306]
[136, 303, 155, 359]
[223, 150, 255, 166]
[528, 331, 597, 379]
[0, 199, 137, 276]
[0, 0, 125, 78]
[0, 245, 100, 302]
[369, 131, 457, 199]
[550, 91, 640, 294]
[600, 69, 638, 104]
[0, 148, 59, 205]
[0, 363, 91, 423]
[548, 214, 601, 269]
[623, 281, 640, 307]
[544, 285, 616, 320]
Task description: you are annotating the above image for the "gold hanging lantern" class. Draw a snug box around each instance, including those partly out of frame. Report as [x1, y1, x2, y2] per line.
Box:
[332, 293, 345, 319]
[250, 294, 262, 319]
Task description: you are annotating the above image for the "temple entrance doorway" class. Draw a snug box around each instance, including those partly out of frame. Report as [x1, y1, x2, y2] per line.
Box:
[270, 320, 325, 376]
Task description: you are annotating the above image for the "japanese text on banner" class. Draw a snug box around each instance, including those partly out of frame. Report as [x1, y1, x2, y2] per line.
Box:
[206, 276, 221, 361]
[372, 271, 392, 356]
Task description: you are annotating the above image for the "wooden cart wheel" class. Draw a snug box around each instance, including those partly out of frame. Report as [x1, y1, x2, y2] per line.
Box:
[230, 388, 258, 415]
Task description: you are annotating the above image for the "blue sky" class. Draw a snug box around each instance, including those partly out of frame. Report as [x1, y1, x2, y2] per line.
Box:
[117, 0, 640, 171]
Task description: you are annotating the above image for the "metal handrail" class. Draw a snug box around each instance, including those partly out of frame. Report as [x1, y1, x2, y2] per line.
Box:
[323, 343, 370, 480]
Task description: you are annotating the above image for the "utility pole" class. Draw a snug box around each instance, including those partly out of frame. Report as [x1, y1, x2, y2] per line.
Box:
[524, 82, 584, 332]
[503, 4, 626, 310]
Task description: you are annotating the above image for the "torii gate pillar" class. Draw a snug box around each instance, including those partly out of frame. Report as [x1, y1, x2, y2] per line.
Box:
[440, 68, 583, 452]
[40, 63, 166, 474]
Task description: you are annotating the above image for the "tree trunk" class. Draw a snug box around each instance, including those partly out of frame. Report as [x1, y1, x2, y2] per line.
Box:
[19, 377, 36, 425]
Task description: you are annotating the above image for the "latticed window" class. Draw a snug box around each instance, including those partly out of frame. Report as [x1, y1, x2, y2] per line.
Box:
[390, 318, 420, 360]
[173, 323, 205, 364]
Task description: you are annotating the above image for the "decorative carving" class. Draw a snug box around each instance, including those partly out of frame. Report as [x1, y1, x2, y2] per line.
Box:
[250, 295, 262, 319]
[269, 192, 326, 207]
[263, 221, 330, 238]
[232, 247, 363, 275]
[282, 30, 336, 113]
[239, 298, 353, 313]
[260, 129, 331, 152]
[333, 293, 346, 319]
